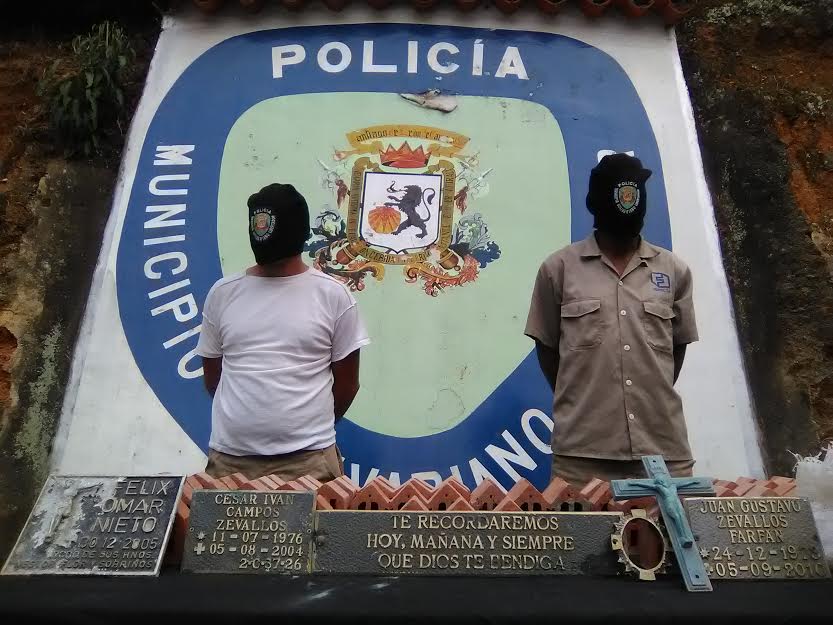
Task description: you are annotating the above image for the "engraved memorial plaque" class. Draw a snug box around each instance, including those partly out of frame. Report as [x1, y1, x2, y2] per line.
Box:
[313, 511, 623, 576]
[685, 497, 831, 581]
[182, 489, 315, 574]
[2, 475, 183, 576]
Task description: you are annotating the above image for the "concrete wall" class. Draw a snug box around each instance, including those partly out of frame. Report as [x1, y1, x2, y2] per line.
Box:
[51, 6, 765, 489]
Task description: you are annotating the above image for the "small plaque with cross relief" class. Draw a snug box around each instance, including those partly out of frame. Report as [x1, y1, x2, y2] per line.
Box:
[2, 475, 183, 576]
[182, 489, 315, 574]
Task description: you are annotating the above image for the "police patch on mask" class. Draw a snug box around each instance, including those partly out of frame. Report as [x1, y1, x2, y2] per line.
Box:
[250, 207, 277, 241]
[613, 181, 640, 214]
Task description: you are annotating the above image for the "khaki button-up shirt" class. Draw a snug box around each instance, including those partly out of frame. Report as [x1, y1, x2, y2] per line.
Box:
[525, 233, 698, 461]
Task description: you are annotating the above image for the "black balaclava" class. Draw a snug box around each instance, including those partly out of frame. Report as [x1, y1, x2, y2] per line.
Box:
[247, 183, 310, 265]
[586, 153, 653, 239]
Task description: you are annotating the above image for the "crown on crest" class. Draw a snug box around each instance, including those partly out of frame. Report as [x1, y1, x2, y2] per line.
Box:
[380, 142, 430, 169]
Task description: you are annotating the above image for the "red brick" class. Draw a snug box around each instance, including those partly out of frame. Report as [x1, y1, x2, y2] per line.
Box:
[331, 476, 361, 501]
[559, 497, 595, 512]
[190, 472, 218, 489]
[542, 477, 571, 507]
[295, 475, 324, 492]
[263, 474, 286, 489]
[771, 481, 797, 496]
[240, 479, 271, 491]
[332, 475, 360, 492]
[167, 500, 190, 564]
[772, 483, 798, 497]
[583, 482, 612, 511]
[505, 479, 549, 512]
[252, 476, 280, 490]
[714, 479, 740, 492]
[319, 480, 355, 510]
[578, 478, 606, 501]
[316, 494, 334, 510]
[732, 479, 759, 497]
[543, 477, 598, 511]
[408, 479, 435, 500]
[494, 497, 522, 512]
[441, 477, 471, 498]
[350, 482, 393, 510]
[606, 496, 657, 513]
[745, 482, 776, 497]
[227, 473, 249, 487]
[448, 497, 475, 511]
[427, 483, 463, 511]
[217, 476, 240, 490]
[372, 477, 400, 498]
[769, 476, 797, 496]
[388, 483, 429, 511]
[176, 499, 190, 524]
[713, 484, 738, 498]
[470, 479, 505, 511]
[401, 496, 430, 511]
[277, 480, 306, 492]
[181, 482, 194, 507]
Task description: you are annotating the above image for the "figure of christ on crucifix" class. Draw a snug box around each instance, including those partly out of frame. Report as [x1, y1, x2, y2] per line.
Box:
[621, 473, 700, 547]
[612, 455, 716, 592]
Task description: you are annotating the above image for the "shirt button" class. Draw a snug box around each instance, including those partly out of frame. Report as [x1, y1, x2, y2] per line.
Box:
[628, 413, 635, 421]
[618, 280, 624, 286]
[623, 344, 631, 351]
[620, 309, 627, 316]
[625, 379, 633, 386]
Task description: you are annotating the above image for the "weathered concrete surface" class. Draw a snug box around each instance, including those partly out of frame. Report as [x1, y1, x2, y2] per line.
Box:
[0, 159, 115, 561]
[678, 0, 833, 474]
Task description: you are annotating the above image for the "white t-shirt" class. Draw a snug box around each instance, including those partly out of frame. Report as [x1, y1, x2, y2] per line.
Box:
[195, 268, 370, 456]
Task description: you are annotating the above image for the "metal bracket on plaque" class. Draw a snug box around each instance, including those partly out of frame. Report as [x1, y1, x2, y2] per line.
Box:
[610, 509, 669, 581]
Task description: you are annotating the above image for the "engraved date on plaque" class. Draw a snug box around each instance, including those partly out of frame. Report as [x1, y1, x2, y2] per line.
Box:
[182, 490, 315, 574]
[685, 498, 831, 581]
[314, 511, 622, 576]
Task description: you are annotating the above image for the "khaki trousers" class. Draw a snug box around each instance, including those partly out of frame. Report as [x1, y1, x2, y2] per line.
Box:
[552, 455, 694, 485]
[206, 444, 344, 483]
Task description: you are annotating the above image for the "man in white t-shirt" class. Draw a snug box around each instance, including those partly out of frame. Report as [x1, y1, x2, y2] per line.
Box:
[195, 183, 370, 482]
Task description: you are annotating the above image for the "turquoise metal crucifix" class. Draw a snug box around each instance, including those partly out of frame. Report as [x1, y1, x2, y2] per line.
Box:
[611, 455, 715, 592]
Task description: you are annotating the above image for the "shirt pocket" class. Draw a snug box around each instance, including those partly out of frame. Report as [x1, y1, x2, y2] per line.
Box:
[642, 301, 675, 353]
[560, 299, 603, 350]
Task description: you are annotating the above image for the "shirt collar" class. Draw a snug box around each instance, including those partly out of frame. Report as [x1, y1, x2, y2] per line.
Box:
[578, 232, 660, 260]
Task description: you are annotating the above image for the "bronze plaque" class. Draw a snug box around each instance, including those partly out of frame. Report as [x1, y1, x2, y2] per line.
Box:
[182, 489, 315, 574]
[313, 511, 623, 576]
[685, 497, 831, 581]
[2, 475, 182, 576]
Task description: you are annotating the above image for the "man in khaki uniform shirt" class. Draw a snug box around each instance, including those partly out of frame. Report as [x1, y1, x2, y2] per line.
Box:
[525, 153, 698, 484]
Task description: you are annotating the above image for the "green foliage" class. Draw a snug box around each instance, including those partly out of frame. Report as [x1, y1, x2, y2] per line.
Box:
[37, 21, 136, 157]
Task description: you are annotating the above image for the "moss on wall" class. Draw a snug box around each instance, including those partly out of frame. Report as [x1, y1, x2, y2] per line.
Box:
[678, 0, 833, 473]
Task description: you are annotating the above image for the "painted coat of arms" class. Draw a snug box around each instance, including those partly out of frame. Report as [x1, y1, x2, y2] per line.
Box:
[306, 125, 501, 296]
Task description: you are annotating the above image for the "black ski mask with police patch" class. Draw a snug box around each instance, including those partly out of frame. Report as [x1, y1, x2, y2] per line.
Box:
[248, 183, 310, 265]
[586, 153, 652, 240]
